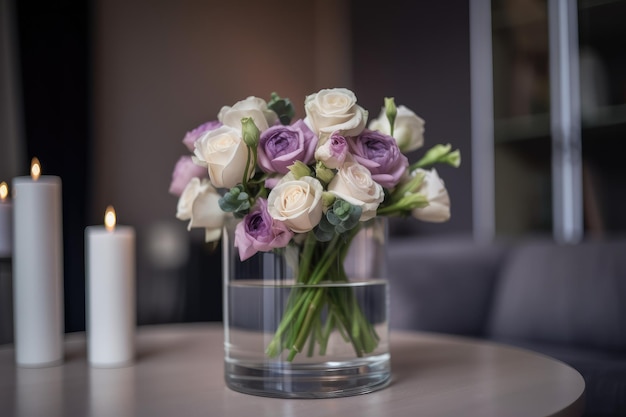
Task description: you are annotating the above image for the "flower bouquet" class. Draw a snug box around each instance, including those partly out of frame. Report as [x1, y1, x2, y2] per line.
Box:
[170, 88, 459, 368]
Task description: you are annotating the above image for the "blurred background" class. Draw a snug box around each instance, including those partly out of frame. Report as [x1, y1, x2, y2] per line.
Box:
[0, 0, 625, 336]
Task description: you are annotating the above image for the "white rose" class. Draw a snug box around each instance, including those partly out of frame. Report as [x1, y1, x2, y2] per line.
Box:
[267, 176, 324, 233]
[218, 96, 278, 132]
[411, 168, 451, 222]
[193, 125, 253, 189]
[176, 178, 226, 242]
[369, 105, 425, 152]
[304, 88, 368, 138]
[328, 161, 384, 221]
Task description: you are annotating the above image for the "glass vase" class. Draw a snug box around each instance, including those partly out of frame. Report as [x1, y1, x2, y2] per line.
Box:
[222, 217, 390, 398]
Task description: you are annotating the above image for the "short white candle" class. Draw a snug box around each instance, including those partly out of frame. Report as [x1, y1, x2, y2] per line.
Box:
[12, 157, 64, 367]
[0, 182, 12, 258]
[86, 205, 136, 367]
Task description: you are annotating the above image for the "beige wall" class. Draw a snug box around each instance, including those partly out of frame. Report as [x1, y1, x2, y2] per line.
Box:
[92, 0, 351, 224]
[92, 0, 351, 320]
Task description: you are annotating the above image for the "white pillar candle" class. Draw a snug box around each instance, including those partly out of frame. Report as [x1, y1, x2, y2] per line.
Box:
[12, 158, 64, 367]
[86, 205, 136, 367]
[0, 182, 12, 258]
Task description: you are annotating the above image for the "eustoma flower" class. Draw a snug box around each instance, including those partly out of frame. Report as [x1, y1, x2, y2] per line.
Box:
[176, 178, 226, 242]
[327, 161, 384, 221]
[369, 105, 425, 153]
[234, 198, 293, 261]
[315, 131, 349, 169]
[193, 125, 254, 188]
[348, 129, 409, 189]
[304, 88, 368, 138]
[411, 168, 451, 222]
[257, 119, 318, 174]
[267, 175, 324, 233]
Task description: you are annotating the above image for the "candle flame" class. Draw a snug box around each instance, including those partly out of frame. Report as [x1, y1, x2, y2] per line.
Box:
[0, 182, 7, 201]
[31, 157, 41, 181]
[104, 205, 116, 231]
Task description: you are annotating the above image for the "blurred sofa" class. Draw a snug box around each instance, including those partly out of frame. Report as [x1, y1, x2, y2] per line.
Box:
[388, 235, 626, 417]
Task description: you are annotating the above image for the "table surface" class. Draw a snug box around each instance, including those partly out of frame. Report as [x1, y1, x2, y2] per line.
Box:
[0, 323, 585, 417]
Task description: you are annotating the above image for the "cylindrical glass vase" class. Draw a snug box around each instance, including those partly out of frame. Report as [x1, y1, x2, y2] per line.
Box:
[222, 217, 390, 398]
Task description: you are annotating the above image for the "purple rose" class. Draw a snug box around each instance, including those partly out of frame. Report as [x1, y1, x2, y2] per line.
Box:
[182, 120, 222, 152]
[348, 129, 409, 188]
[169, 156, 208, 197]
[257, 119, 318, 174]
[234, 198, 293, 261]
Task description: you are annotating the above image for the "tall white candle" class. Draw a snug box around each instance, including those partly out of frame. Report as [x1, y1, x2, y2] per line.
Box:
[12, 158, 64, 367]
[0, 182, 12, 258]
[86, 205, 136, 367]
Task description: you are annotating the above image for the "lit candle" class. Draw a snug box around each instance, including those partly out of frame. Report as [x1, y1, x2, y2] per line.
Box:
[86, 205, 136, 367]
[0, 181, 12, 258]
[12, 157, 64, 366]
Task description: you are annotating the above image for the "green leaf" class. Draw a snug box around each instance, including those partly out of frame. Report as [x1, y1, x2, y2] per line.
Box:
[268, 92, 295, 125]
[317, 216, 335, 233]
[322, 199, 363, 236]
[326, 210, 341, 226]
[219, 186, 251, 215]
[314, 224, 334, 242]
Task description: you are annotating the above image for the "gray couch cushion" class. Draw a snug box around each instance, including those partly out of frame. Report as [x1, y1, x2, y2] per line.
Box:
[388, 237, 506, 336]
[488, 239, 626, 351]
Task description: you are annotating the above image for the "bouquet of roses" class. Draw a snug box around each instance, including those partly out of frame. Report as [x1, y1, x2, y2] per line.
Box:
[169, 88, 459, 361]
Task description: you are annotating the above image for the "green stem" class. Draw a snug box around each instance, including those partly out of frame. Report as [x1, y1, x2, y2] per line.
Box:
[264, 288, 312, 357]
[285, 287, 316, 348]
[318, 312, 335, 355]
[265, 224, 380, 361]
[242, 147, 252, 189]
[287, 287, 325, 361]
[297, 232, 318, 283]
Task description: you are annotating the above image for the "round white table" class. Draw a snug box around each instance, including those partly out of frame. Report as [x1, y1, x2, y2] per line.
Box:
[0, 323, 585, 417]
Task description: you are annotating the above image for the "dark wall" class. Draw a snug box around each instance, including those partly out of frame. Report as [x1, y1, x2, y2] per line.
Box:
[351, 0, 473, 236]
[15, 0, 92, 332]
